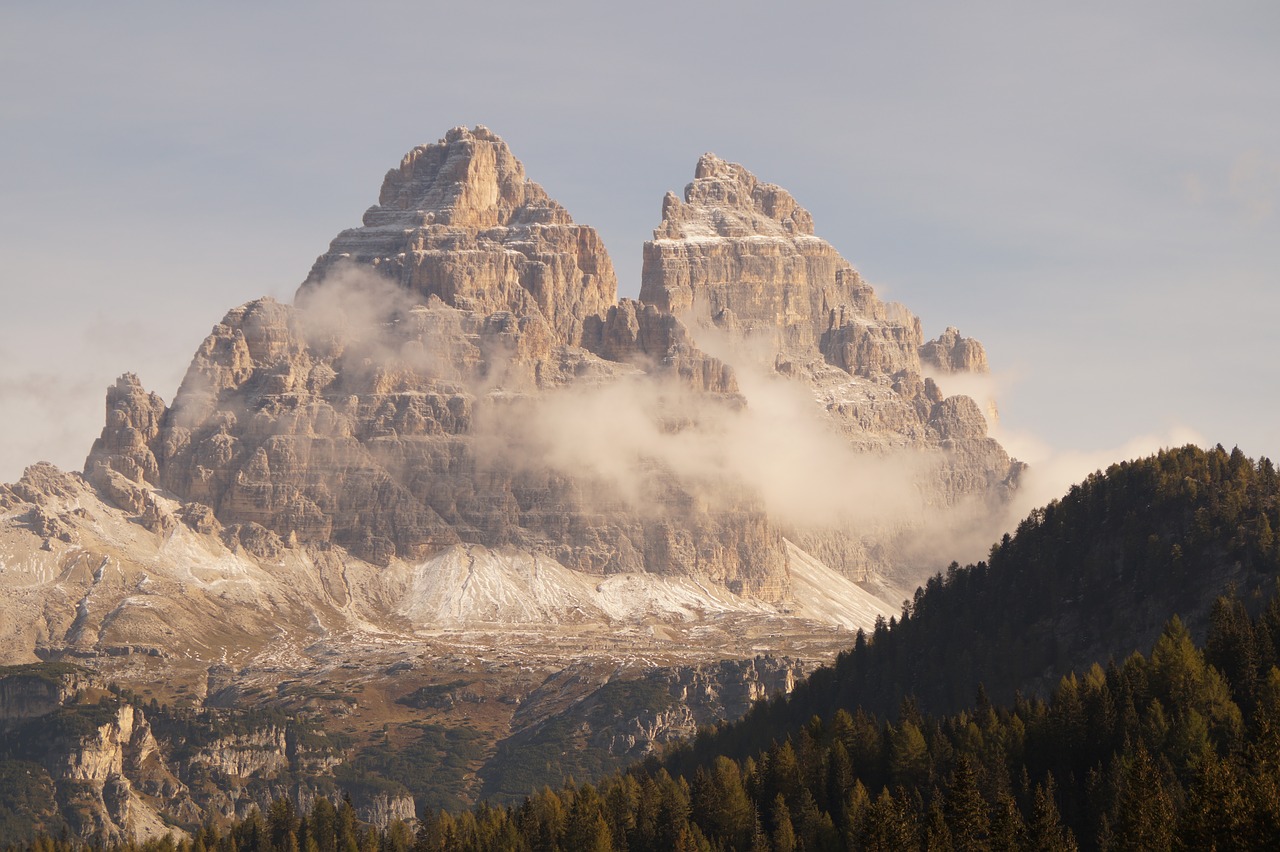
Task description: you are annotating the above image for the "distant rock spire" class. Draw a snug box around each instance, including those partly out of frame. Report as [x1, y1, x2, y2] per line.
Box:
[920, 327, 990, 374]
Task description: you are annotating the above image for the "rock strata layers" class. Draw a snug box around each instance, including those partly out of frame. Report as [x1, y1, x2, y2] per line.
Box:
[300, 125, 615, 349]
[642, 152, 1016, 492]
[1, 127, 1030, 841]
[79, 129, 1021, 594]
[83, 129, 782, 596]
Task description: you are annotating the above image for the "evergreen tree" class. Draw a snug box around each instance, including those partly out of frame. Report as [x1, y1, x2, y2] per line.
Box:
[1109, 741, 1176, 851]
[943, 754, 989, 851]
[1026, 776, 1077, 852]
[769, 794, 796, 852]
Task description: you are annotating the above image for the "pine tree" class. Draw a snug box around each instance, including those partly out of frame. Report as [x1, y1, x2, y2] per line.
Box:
[1177, 752, 1247, 851]
[855, 788, 919, 852]
[690, 756, 753, 849]
[1109, 741, 1176, 851]
[944, 755, 990, 851]
[987, 792, 1024, 852]
[890, 721, 931, 789]
[925, 798, 955, 852]
[1026, 776, 1077, 852]
[770, 794, 796, 852]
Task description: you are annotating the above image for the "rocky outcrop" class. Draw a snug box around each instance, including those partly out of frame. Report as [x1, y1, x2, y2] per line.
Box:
[0, 667, 417, 839]
[300, 125, 616, 349]
[85, 374, 166, 488]
[641, 153, 1020, 522]
[480, 655, 807, 801]
[352, 791, 416, 828]
[0, 666, 96, 723]
[582, 299, 738, 394]
[80, 132, 787, 597]
[921, 326, 989, 374]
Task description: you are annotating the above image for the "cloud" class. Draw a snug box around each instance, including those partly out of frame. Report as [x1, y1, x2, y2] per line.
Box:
[0, 371, 102, 482]
[478, 360, 930, 532]
[157, 265, 1218, 594]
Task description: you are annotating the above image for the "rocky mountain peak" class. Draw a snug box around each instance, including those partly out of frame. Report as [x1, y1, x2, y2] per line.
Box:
[640, 152, 1020, 536]
[921, 326, 990, 374]
[71, 129, 1019, 615]
[654, 153, 814, 241]
[642, 155, 909, 365]
[373, 125, 570, 230]
[300, 126, 616, 348]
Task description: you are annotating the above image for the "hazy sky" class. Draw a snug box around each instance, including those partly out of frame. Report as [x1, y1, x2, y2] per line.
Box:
[1, 1, 1277, 487]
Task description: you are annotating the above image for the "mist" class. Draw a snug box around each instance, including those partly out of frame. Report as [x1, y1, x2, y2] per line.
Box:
[291, 266, 1195, 591]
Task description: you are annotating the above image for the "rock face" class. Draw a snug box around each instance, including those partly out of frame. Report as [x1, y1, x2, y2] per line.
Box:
[79, 129, 1019, 594]
[300, 125, 615, 349]
[641, 152, 1019, 513]
[921, 326, 990, 374]
[479, 656, 806, 801]
[0, 666, 410, 841]
[83, 129, 776, 594]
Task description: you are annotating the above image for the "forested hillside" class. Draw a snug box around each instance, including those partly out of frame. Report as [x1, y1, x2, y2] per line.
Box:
[715, 444, 1279, 746]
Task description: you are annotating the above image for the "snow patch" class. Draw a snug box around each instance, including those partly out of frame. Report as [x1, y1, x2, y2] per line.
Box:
[783, 540, 896, 630]
[397, 542, 893, 632]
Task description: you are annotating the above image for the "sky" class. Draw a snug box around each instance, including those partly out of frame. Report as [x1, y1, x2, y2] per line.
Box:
[1, 1, 1277, 490]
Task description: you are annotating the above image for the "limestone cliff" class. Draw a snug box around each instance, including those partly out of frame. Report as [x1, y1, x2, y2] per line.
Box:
[83, 130, 785, 597]
[642, 153, 1019, 508]
[300, 125, 615, 349]
[82, 132, 1020, 600]
[0, 666, 411, 839]
[479, 655, 806, 801]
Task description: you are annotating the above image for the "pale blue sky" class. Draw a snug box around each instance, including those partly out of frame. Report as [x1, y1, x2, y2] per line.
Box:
[1, 1, 1277, 485]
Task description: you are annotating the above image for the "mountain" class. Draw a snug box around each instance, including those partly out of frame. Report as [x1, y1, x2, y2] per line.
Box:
[82, 126, 1016, 595]
[0, 126, 1019, 841]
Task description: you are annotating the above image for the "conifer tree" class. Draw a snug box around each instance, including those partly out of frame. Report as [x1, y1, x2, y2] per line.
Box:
[944, 754, 990, 851]
[770, 794, 796, 852]
[1026, 776, 1077, 852]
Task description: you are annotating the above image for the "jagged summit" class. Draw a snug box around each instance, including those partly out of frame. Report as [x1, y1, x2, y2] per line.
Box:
[639, 153, 1019, 550]
[921, 326, 990, 374]
[653, 152, 815, 241]
[369, 125, 570, 230]
[77, 135, 1019, 588]
[641, 154, 919, 373]
[300, 125, 616, 348]
[71, 129, 1024, 612]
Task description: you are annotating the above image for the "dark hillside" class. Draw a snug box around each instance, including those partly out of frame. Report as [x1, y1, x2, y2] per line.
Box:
[674, 444, 1280, 770]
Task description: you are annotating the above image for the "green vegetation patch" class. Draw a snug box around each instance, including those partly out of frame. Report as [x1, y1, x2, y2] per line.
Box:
[337, 723, 488, 814]
[0, 662, 87, 685]
[0, 761, 67, 846]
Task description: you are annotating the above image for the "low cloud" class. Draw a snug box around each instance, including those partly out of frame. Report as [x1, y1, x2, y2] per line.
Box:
[478, 361, 929, 532]
[203, 266, 1212, 591]
[0, 371, 101, 483]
